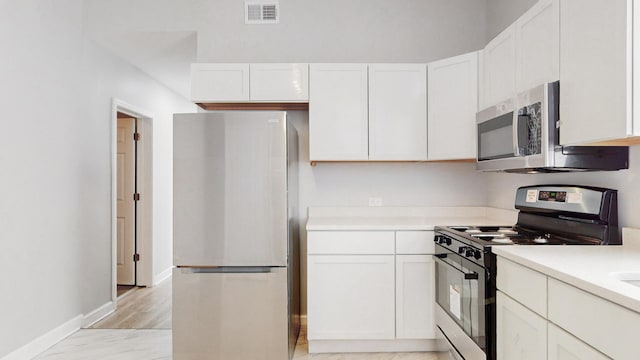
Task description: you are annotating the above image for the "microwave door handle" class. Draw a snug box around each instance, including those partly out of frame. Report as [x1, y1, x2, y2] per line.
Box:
[512, 113, 521, 156]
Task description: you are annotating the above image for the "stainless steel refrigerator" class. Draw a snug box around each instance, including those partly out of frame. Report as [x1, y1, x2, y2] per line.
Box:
[172, 111, 300, 360]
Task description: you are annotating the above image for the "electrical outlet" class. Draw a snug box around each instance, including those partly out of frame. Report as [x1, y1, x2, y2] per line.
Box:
[368, 197, 383, 207]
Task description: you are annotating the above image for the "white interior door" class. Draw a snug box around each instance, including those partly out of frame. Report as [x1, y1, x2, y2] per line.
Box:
[117, 117, 136, 285]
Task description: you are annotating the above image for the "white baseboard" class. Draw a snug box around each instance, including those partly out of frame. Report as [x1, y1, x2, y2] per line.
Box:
[1, 315, 83, 360]
[308, 339, 443, 353]
[153, 267, 173, 286]
[82, 301, 115, 328]
[1, 300, 117, 360]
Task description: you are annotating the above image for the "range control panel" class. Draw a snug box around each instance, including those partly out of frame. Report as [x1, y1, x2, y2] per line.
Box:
[515, 185, 612, 216]
[538, 191, 566, 202]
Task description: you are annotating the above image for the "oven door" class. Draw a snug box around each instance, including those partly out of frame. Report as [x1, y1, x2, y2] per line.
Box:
[434, 245, 486, 360]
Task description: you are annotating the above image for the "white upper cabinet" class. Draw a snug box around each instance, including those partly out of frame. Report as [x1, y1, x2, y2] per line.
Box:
[191, 63, 309, 103]
[249, 63, 309, 101]
[482, 0, 559, 105]
[427, 52, 478, 160]
[482, 24, 516, 108]
[368, 64, 428, 161]
[309, 64, 369, 161]
[515, 0, 559, 93]
[560, 0, 636, 145]
[191, 63, 250, 102]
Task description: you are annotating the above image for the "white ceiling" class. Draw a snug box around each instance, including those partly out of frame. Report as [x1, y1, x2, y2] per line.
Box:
[91, 31, 197, 100]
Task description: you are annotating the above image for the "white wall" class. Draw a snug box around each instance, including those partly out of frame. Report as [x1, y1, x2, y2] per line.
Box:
[195, 0, 487, 63]
[85, 0, 488, 63]
[485, 147, 640, 228]
[290, 114, 488, 313]
[0, 1, 195, 357]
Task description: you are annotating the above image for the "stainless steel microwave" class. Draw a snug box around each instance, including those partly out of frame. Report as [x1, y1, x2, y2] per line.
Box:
[476, 81, 628, 173]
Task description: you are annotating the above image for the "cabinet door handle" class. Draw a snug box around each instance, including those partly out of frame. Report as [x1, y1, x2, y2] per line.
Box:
[435, 253, 448, 259]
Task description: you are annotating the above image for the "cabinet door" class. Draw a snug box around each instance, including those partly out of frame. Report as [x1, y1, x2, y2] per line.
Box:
[559, 0, 632, 145]
[515, 0, 559, 93]
[396, 255, 436, 339]
[309, 64, 369, 161]
[427, 52, 478, 160]
[250, 63, 309, 101]
[307, 255, 395, 340]
[483, 24, 516, 106]
[190, 63, 250, 102]
[548, 323, 610, 360]
[496, 291, 547, 360]
[368, 64, 427, 160]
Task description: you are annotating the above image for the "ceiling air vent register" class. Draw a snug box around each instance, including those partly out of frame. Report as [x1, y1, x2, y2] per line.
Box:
[245, 1, 279, 24]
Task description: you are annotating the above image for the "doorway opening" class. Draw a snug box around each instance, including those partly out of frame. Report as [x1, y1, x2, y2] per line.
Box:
[110, 99, 154, 305]
[116, 112, 139, 290]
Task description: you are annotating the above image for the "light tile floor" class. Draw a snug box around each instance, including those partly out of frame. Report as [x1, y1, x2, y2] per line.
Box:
[35, 327, 438, 359]
[34, 329, 171, 360]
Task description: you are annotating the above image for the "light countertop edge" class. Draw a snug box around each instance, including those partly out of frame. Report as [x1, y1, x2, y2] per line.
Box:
[306, 206, 518, 231]
[492, 232, 640, 314]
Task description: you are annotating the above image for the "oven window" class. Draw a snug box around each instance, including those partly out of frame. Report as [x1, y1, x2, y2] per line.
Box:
[478, 112, 516, 160]
[435, 248, 486, 352]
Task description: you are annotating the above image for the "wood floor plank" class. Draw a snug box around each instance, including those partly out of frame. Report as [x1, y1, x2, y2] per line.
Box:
[89, 278, 172, 329]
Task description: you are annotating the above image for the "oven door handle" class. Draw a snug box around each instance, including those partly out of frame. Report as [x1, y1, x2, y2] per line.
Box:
[465, 272, 479, 280]
[434, 256, 479, 281]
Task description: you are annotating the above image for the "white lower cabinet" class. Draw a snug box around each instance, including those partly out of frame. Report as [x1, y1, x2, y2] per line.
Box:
[548, 323, 609, 360]
[496, 291, 547, 360]
[496, 255, 632, 360]
[307, 230, 437, 353]
[307, 254, 395, 340]
[396, 255, 435, 339]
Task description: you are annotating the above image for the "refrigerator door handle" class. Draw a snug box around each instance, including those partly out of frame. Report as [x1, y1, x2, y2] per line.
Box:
[180, 266, 279, 274]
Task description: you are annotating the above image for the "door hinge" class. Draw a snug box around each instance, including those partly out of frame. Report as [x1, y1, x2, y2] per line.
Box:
[133, 253, 140, 262]
[133, 132, 141, 141]
[133, 193, 140, 201]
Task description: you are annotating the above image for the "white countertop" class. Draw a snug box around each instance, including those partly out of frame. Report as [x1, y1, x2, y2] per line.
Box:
[306, 206, 518, 231]
[493, 228, 640, 313]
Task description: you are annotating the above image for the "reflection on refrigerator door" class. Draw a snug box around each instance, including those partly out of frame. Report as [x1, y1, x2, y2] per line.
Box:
[172, 267, 289, 360]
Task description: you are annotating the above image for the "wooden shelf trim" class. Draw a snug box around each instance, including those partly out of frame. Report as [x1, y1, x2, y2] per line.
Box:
[309, 159, 476, 166]
[197, 102, 309, 111]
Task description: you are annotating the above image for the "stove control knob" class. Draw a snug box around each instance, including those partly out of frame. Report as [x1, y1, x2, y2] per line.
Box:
[474, 250, 482, 260]
[444, 237, 452, 246]
[433, 236, 439, 243]
[465, 249, 475, 258]
[458, 246, 467, 254]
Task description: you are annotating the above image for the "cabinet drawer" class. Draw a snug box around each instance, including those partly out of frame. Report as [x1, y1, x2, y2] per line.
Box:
[496, 257, 547, 317]
[548, 278, 640, 360]
[395, 231, 434, 254]
[307, 231, 394, 255]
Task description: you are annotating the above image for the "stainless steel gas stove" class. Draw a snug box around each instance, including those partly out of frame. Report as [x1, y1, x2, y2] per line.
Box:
[434, 185, 620, 360]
